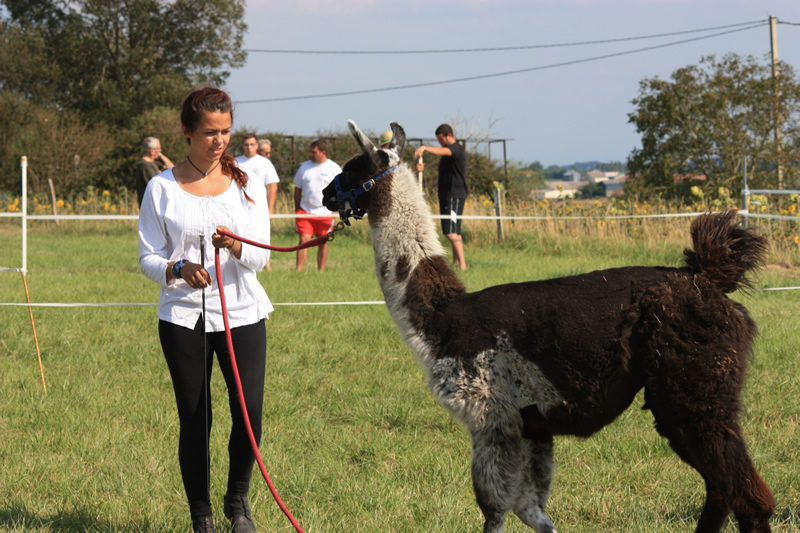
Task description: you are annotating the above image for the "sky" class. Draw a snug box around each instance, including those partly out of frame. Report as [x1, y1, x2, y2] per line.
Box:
[224, 0, 800, 168]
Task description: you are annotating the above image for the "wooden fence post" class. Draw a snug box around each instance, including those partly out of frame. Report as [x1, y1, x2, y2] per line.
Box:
[494, 185, 505, 240]
[48, 178, 59, 225]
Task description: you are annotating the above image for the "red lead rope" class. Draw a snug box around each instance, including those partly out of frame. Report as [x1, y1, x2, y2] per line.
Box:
[217, 227, 334, 253]
[213, 228, 332, 533]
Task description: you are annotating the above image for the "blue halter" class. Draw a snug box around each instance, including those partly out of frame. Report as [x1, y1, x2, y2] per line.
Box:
[333, 167, 396, 225]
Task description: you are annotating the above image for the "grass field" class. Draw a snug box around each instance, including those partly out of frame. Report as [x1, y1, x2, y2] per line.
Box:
[1, 216, 798, 532]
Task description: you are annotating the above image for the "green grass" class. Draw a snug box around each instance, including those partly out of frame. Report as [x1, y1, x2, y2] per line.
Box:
[0, 218, 798, 532]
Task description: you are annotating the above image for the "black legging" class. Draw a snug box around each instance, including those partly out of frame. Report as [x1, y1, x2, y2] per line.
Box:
[159, 317, 266, 521]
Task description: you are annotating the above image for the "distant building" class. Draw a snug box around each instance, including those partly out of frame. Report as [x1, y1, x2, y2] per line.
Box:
[564, 169, 582, 182]
[586, 170, 606, 183]
[531, 175, 629, 199]
[531, 180, 588, 200]
[586, 170, 624, 184]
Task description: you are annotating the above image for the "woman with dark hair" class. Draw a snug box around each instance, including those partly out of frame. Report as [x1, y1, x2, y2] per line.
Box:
[138, 87, 271, 533]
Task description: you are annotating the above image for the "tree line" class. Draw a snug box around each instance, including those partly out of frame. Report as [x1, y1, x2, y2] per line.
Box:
[1, 1, 798, 202]
[626, 54, 800, 198]
[0, 0, 245, 195]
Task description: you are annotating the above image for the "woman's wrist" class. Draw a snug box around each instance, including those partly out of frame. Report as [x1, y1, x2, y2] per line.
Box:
[171, 259, 188, 279]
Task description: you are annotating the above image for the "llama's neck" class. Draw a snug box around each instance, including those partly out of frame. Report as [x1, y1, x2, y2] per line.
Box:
[368, 164, 466, 355]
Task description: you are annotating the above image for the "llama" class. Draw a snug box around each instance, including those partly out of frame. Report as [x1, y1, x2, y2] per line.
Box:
[321, 121, 775, 533]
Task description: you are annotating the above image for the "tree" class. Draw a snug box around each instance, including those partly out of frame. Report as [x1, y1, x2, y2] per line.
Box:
[9, 106, 113, 196]
[594, 161, 626, 173]
[0, 0, 247, 194]
[1, 0, 246, 127]
[508, 160, 548, 199]
[527, 161, 544, 173]
[578, 182, 605, 199]
[543, 165, 566, 181]
[626, 54, 800, 199]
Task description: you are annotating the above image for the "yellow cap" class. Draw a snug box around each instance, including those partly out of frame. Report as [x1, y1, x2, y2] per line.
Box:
[379, 130, 393, 146]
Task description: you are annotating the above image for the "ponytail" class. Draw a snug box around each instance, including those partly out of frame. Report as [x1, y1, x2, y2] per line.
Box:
[220, 152, 253, 203]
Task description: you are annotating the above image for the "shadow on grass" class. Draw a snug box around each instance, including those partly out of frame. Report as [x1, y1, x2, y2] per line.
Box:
[774, 505, 800, 527]
[0, 502, 179, 532]
[657, 503, 710, 528]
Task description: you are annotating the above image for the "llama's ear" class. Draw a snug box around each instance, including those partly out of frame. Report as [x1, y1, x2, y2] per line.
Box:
[348, 120, 378, 157]
[389, 122, 405, 153]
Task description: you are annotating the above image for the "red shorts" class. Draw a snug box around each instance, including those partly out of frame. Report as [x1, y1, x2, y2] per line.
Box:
[295, 209, 334, 237]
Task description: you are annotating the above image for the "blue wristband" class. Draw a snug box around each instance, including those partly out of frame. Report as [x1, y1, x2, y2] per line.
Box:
[171, 259, 188, 279]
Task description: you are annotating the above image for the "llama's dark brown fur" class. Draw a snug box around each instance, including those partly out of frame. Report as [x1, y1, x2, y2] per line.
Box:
[322, 121, 775, 533]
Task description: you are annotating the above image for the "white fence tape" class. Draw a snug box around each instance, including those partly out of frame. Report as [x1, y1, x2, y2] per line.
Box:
[0, 284, 796, 309]
[0, 301, 388, 307]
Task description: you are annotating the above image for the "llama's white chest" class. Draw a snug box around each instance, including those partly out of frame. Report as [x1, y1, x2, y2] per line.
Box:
[425, 337, 564, 431]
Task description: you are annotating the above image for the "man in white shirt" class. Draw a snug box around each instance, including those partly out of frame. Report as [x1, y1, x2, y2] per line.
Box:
[236, 134, 279, 217]
[293, 139, 341, 272]
[236, 134, 280, 271]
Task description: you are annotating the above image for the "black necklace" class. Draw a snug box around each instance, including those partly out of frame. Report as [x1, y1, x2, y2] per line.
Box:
[186, 156, 221, 177]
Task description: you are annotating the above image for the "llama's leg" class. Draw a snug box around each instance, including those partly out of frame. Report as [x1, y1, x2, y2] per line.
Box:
[470, 424, 524, 533]
[512, 432, 558, 533]
[693, 479, 730, 532]
[644, 385, 774, 533]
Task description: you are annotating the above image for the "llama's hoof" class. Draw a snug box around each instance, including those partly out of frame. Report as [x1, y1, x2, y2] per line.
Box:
[482, 517, 505, 533]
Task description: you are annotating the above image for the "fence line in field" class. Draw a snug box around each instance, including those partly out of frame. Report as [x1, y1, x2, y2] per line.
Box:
[0, 197, 718, 274]
[3, 154, 799, 282]
[1, 280, 798, 310]
[0, 301, 388, 307]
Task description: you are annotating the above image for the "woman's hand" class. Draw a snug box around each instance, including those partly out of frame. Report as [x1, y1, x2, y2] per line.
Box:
[179, 262, 212, 289]
[212, 226, 235, 249]
[212, 226, 242, 258]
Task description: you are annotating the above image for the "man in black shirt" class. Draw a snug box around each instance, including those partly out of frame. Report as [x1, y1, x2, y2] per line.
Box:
[414, 124, 467, 270]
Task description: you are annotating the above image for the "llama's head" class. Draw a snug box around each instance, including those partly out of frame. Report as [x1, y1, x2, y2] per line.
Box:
[322, 120, 405, 223]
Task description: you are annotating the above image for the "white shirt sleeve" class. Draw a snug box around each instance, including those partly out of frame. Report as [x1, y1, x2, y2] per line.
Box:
[264, 159, 280, 185]
[138, 178, 172, 288]
[235, 193, 271, 271]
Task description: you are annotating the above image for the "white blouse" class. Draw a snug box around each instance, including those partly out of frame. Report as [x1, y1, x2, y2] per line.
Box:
[138, 168, 273, 331]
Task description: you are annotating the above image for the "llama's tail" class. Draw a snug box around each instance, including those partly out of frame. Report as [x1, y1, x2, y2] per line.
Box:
[683, 209, 769, 293]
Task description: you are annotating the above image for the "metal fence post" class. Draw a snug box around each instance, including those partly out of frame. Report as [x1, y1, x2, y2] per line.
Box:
[22, 156, 28, 273]
[741, 155, 749, 229]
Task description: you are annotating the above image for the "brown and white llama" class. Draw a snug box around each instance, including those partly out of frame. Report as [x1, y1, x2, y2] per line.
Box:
[321, 121, 775, 533]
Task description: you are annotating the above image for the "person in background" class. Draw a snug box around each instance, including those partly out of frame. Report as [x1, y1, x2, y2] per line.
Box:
[135, 136, 174, 207]
[236, 134, 279, 270]
[414, 124, 468, 270]
[237, 135, 279, 212]
[292, 139, 341, 272]
[257, 139, 271, 158]
[379, 130, 392, 148]
[138, 87, 272, 533]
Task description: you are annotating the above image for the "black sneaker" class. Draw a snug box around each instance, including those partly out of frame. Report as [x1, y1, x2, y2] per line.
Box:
[192, 515, 217, 533]
[223, 493, 256, 533]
